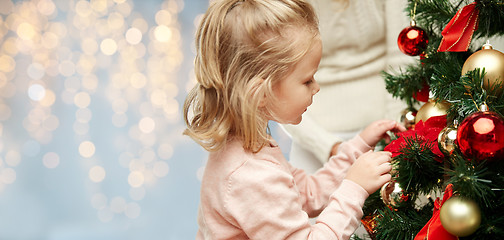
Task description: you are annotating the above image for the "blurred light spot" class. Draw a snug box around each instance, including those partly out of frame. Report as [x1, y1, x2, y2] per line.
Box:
[74, 92, 91, 108]
[155, 10, 172, 25]
[17, 22, 36, 40]
[22, 140, 40, 157]
[154, 25, 172, 42]
[130, 72, 146, 89]
[100, 38, 117, 55]
[2, 38, 18, 56]
[76, 108, 92, 123]
[37, 0, 56, 16]
[41, 32, 59, 49]
[49, 22, 68, 38]
[112, 98, 128, 113]
[89, 165, 106, 182]
[114, 0, 126, 3]
[42, 152, 60, 169]
[75, 0, 92, 17]
[163, 98, 179, 115]
[125, 27, 142, 45]
[5, 150, 21, 167]
[125, 202, 141, 219]
[39, 89, 56, 107]
[139, 117, 155, 133]
[82, 75, 99, 90]
[157, 143, 173, 160]
[129, 159, 145, 172]
[153, 161, 169, 177]
[27, 63, 45, 80]
[165, 82, 179, 98]
[128, 171, 144, 187]
[116, 1, 131, 16]
[97, 208, 114, 222]
[58, 60, 76, 77]
[0, 168, 16, 184]
[166, 0, 184, 12]
[90, 0, 108, 13]
[91, 193, 108, 210]
[107, 12, 124, 29]
[110, 196, 126, 213]
[77, 55, 97, 75]
[0, 103, 12, 121]
[150, 89, 166, 106]
[82, 38, 99, 55]
[112, 113, 127, 127]
[79, 141, 96, 158]
[129, 187, 145, 201]
[0, 55, 15, 72]
[28, 84, 46, 101]
[132, 18, 148, 33]
[43, 115, 59, 131]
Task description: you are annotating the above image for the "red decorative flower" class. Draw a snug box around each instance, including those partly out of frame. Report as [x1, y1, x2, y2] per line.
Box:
[385, 115, 447, 162]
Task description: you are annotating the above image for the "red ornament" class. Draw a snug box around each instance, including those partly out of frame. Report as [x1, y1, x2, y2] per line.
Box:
[413, 82, 430, 102]
[398, 22, 429, 56]
[457, 108, 504, 161]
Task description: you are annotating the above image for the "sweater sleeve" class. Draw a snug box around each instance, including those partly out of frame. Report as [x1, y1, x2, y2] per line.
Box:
[222, 140, 370, 240]
[280, 114, 342, 165]
[290, 135, 372, 217]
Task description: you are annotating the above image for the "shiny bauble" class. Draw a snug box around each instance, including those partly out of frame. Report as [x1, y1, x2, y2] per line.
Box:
[415, 99, 450, 124]
[457, 109, 504, 161]
[399, 108, 417, 129]
[440, 196, 481, 237]
[413, 82, 430, 102]
[461, 43, 504, 93]
[397, 21, 429, 56]
[380, 181, 403, 207]
[438, 125, 458, 156]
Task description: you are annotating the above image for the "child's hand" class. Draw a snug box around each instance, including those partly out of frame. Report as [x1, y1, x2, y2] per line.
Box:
[345, 151, 392, 194]
[359, 120, 406, 147]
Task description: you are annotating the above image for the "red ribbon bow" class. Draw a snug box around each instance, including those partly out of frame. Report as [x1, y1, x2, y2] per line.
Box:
[438, 2, 479, 52]
[414, 184, 458, 240]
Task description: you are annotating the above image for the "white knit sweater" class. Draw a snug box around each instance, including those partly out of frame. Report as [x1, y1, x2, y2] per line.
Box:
[282, 0, 416, 163]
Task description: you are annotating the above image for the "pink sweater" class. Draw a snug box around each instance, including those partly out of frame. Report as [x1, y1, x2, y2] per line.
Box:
[196, 135, 372, 240]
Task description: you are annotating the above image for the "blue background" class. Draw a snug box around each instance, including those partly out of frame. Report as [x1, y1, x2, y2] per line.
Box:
[0, 0, 292, 239]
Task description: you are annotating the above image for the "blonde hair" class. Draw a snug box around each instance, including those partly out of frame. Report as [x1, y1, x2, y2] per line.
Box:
[183, 0, 319, 153]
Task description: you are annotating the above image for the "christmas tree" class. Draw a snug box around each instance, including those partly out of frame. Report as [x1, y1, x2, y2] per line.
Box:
[357, 1, 504, 239]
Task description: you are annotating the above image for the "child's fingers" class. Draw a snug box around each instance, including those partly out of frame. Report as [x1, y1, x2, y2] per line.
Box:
[379, 173, 392, 184]
[377, 161, 392, 175]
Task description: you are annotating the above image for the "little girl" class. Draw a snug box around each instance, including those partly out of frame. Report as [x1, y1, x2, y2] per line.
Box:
[183, 0, 405, 239]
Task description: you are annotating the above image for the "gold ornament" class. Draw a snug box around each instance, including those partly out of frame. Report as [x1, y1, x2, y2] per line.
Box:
[461, 43, 504, 93]
[399, 108, 417, 129]
[438, 124, 458, 156]
[440, 196, 481, 237]
[380, 181, 403, 206]
[415, 99, 450, 124]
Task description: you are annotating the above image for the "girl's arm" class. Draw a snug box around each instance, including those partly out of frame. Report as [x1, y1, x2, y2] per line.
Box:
[291, 135, 372, 216]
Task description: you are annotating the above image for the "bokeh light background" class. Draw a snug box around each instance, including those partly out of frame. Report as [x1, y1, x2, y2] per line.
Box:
[0, 0, 294, 239]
